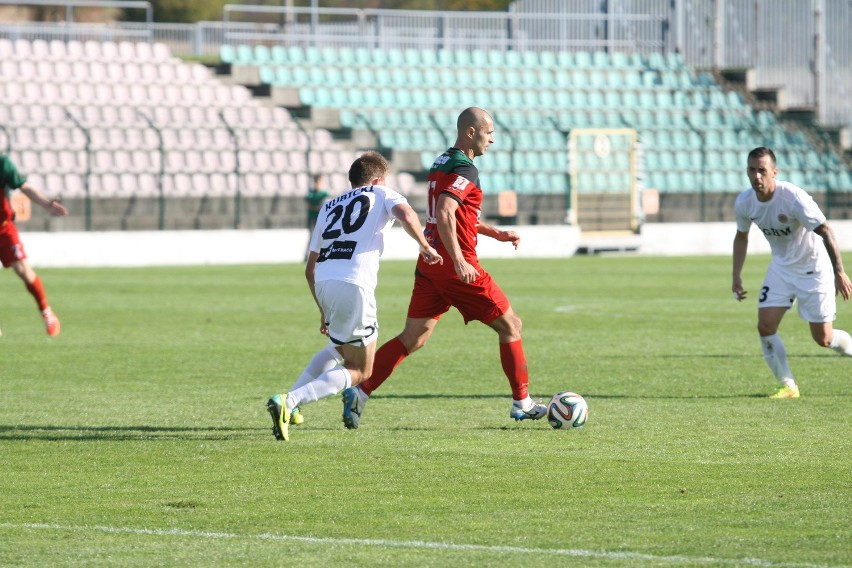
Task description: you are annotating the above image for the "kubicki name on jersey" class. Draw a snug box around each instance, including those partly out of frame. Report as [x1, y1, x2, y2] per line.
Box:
[323, 186, 376, 211]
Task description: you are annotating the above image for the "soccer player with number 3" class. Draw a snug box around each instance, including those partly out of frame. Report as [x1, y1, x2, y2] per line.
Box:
[266, 151, 442, 443]
[732, 147, 852, 398]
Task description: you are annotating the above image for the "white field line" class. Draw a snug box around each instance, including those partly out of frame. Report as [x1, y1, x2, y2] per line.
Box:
[0, 522, 846, 568]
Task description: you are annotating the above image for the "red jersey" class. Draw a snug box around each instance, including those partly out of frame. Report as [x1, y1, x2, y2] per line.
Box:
[417, 148, 483, 278]
[1, 153, 27, 225]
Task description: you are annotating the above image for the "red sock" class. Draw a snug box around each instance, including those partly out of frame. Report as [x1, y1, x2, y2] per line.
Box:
[500, 339, 529, 400]
[361, 337, 409, 396]
[25, 276, 49, 311]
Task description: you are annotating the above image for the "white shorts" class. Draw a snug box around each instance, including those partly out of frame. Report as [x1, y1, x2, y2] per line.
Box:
[314, 280, 379, 347]
[760, 262, 836, 323]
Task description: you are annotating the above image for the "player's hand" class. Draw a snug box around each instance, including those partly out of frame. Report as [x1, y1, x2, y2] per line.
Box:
[501, 230, 520, 249]
[836, 271, 852, 301]
[47, 198, 68, 217]
[454, 259, 480, 284]
[732, 278, 747, 302]
[319, 316, 329, 336]
[420, 246, 443, 265]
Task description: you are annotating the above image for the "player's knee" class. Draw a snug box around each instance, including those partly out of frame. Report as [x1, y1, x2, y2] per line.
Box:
[813, 334, 832, 348]
[756, 322, 776, 337]
[400, 332, 428, 354]
[493, 313, 522, 341]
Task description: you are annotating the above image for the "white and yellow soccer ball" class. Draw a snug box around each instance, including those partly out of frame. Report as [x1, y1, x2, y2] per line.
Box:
[547, 391, 588, 429]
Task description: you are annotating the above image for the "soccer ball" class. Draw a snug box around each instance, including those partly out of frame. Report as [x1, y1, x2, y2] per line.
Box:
[547, 391, 588, 429]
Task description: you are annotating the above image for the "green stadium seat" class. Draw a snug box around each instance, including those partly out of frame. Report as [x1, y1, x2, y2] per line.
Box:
[386, 48, 405, 66]
[539, 51, 556, 68]
[258, 66, 275, 84]
[436, 49, 454, 65]
[641, 71, 661, 87]
[588, 70, 607, 88]
[604, 90, 621, 107]
[486, 50, 505, 67]
[303, 46, 322, 65]
[592, 51, 609, 67]
[287, 45, 305, 65]
[319, 47, 337, 64]
[557, 51, 574, 67]
[403, 48, 421, 66]
[667, 52, 685, 69]
[588, 90, 607, 108]
[522, 51, 540, 68]
[232, 44, 252, 64]
[353, 47, 372, 65]
[574, 51, 592, 67]
[420, 49, 437, 66]
[553, 70, 572, 89]
[647, 52, 665, 69]
[254, 45, 271, 65]
[655, 90, 674, 108]
[290, 66, 309, 86]
[270, 45, 287, 64]
[503, 50, 522, 67]
[220, 44, 236, 64]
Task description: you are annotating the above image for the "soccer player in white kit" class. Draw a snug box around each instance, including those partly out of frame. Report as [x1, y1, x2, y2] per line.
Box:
[267, 151, 442, 442]
[732, 147, 852, 398]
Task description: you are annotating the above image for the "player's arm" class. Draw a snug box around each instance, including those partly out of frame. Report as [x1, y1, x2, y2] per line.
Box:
[18, 182, 68, 217]
[304, 251, 328, 335]
[478, 221, 520, 249]
[390, 203, 442, 265]
[435, 193, 478, 283]
[814, 222, 852, 301]
[732, 230, 750, 301]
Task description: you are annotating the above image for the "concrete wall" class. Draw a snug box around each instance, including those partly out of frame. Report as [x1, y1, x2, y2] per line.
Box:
[18, 221, 852, 268]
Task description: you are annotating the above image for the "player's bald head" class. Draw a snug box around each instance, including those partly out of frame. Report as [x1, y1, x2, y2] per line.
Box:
[457, 107, 492, 133]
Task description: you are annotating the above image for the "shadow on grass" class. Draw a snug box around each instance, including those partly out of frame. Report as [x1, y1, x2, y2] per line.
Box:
[0, 424, 257, 442]
[372, 393, 772, 400]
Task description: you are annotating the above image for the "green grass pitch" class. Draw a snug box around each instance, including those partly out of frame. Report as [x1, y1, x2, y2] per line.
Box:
[1, 255, 850, 567]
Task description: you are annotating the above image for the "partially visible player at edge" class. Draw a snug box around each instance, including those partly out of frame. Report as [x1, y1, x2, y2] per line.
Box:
[266, 151, 442, 442]
[341, 106, 548, 428]
[732, 146, 852, 398]
[1, 152, 67, 337]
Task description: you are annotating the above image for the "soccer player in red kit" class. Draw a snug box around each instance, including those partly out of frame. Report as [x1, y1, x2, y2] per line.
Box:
[341, 107, 547, 428]
[1, 153, 67, 336]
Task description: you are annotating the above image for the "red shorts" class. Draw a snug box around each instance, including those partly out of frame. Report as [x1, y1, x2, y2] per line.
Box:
[0, 221, 26, 267]
[407, 268, 510, 324]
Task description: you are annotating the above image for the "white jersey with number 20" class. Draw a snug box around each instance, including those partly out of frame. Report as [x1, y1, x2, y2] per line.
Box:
[309, 184, 409, 291]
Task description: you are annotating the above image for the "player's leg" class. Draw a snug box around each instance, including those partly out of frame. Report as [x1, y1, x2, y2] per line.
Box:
[288, 342, 372, 408]
[758, 306, 797, 397]
[362, 316, 438, 395]
[268, 280, 373, 441]
[821, 325, 852, 356]
[798, 270, 852, 356]
[10, 258, 60, 336]
[757, 266, 799, 398]
[286, 343, 344, 425]
[487, 307, 546, 420]
[342, 316, 438, 429]
[342, 273, 448, 429]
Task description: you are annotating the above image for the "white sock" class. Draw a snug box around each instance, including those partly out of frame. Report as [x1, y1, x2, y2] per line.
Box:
[289, 344, 343, 391]
[828, 329, 852, 356]
[760, 334, 796, 387]
[287, 366, 352, 410]
[512, 396, 534, 410]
